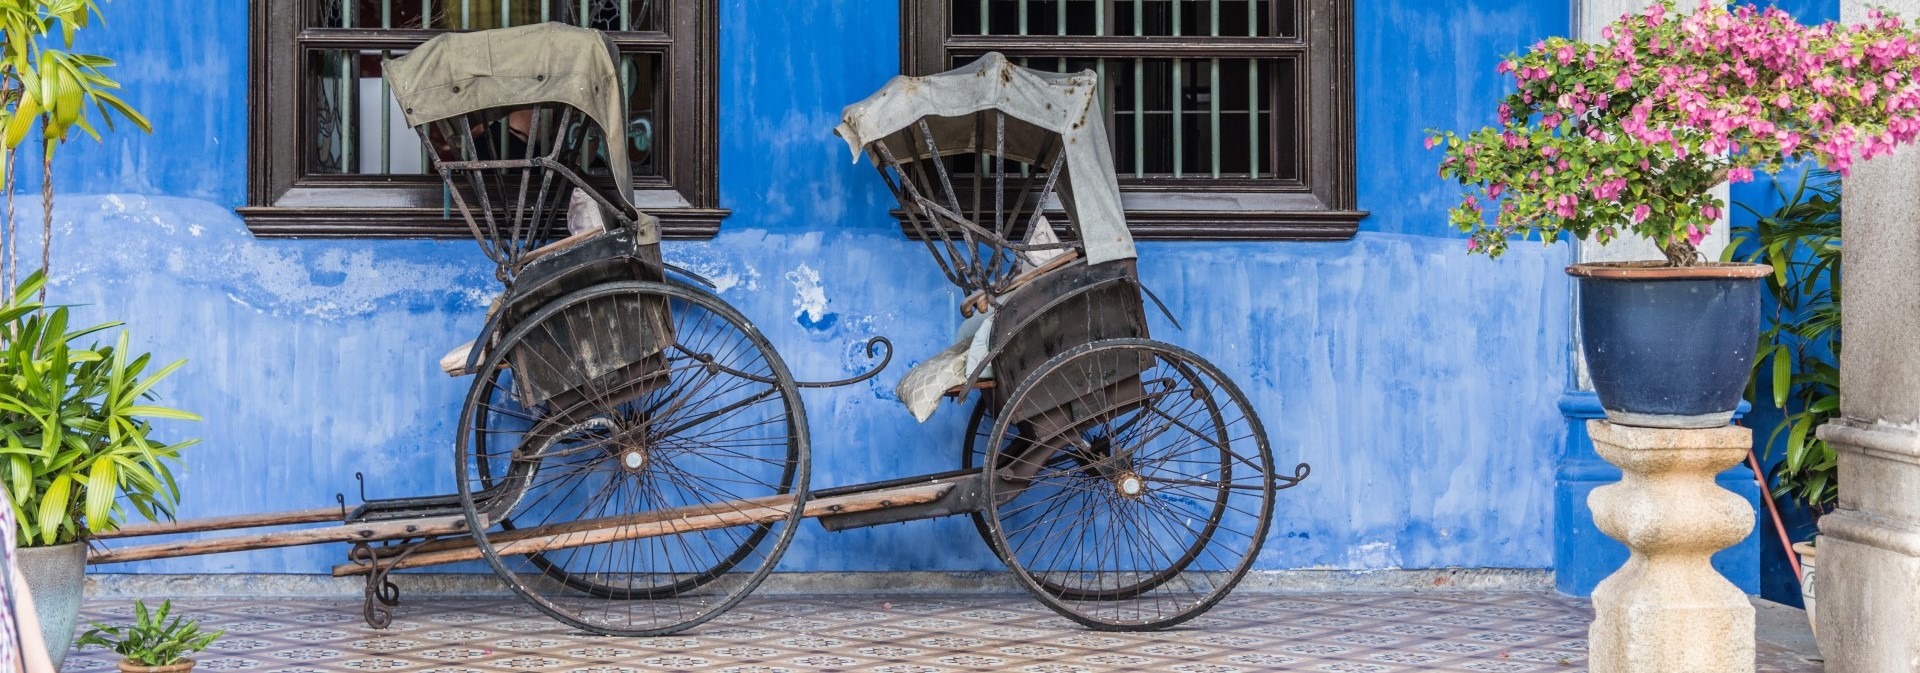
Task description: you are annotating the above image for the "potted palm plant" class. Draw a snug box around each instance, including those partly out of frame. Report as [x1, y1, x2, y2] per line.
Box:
[2, 272, 198, 666]
[1733, 168, 1842, 634]
[76, 600, 223, 672]
[1430, 0, 1920, 428]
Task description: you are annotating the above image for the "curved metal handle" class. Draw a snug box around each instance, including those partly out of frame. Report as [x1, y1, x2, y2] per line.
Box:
[796, 336, 895, 389]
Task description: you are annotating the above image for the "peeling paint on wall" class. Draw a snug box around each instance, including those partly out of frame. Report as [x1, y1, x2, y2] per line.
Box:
[785, 263, 837, 332]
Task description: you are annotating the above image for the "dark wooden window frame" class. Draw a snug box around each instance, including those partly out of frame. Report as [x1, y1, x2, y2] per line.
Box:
[901, 0, 1363, 241]
[242, 0, 726, 238]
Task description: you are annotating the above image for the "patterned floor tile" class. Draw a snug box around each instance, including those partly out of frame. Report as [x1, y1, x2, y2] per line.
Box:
[58, 592, 1819, 672]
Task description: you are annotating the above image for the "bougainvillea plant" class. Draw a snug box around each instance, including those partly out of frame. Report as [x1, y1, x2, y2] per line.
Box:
[1429, 0, 1920, 265]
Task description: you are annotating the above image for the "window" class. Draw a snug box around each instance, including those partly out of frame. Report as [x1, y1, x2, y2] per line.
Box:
[243, 0, 724, 237]
[902, 0, 1361, 240]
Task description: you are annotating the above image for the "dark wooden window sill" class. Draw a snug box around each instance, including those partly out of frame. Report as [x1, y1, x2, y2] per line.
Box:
[239, 208, 728, 239]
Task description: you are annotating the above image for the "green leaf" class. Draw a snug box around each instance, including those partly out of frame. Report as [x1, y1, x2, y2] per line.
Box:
[1787, 419, 1813, 472]
[1807, 396, 1839, 415]
[35, 473, 69, 544]
[1771, 346, 1792, 409]
[121, 405, 199, 422]
[5, 90, 39, 148]
[84, 455, 114, 532]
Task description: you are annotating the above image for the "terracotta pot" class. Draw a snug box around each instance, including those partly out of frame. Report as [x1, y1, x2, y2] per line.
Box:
[17, 541, 86, 668]
[116, 657, 196, 672]
[1568, 261, 1771, 428]
[1794, 540, 1818, 635]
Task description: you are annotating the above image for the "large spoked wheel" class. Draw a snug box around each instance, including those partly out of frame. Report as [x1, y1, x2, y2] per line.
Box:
[983, 338, 1273, 631]
[456, 280, 808, 636]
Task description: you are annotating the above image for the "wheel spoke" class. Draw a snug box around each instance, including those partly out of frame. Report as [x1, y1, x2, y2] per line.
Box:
[457, 281, 806, 636]
[985, 340, 1277, 630]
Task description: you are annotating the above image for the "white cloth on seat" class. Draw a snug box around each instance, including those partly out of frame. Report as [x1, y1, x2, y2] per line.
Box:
[896, 311, 995, 422]
[895, 340, 968, 423]
[440, 340, 479, 377]
[1021, 215, 1064, 269]
[566, 188, 607, 236]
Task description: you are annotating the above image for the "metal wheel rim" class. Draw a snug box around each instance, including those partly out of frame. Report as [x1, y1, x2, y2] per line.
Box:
[983, 338, 1274, 631]
[456, 279, 808, 636]
[965, 387, 1231, 600]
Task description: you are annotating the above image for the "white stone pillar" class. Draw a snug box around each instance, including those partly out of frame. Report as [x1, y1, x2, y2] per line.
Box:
[1817, 5, 1920, 670]
[1587, 421, 1756, 673]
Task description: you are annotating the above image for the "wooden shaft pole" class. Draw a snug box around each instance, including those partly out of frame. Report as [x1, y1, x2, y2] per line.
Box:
[92, 508, 345, 540]
[331, 482, 954, 576]
[89, 515, 472, 565]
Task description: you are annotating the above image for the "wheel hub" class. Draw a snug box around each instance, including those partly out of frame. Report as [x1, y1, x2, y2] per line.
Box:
[622, 449, 648, 472]
[1116, 472, 1145, 498]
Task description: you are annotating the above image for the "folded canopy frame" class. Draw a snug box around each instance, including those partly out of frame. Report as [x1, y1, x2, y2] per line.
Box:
[836, 52, 1138, 298]
[384, 22, 660, 280]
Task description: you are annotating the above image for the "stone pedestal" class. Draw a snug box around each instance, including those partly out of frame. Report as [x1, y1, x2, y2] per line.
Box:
[1586, 421, 1755, 673]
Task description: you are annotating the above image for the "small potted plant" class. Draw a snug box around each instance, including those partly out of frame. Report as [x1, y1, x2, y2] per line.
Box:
[1429, 0, 1920, 428]
[76, 600, 224, 672]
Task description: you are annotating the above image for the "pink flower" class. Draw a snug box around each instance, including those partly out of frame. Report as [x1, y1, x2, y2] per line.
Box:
[1727, 166, 1755, 183]
[1425, 136, 1438, 150]
[1631, 204, 1652, 223]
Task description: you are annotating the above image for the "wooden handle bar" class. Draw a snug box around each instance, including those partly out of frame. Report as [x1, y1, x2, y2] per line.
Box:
[331, 482, 954, 576]
[89, 515, 472, 565]
[92, 507, 345, 540]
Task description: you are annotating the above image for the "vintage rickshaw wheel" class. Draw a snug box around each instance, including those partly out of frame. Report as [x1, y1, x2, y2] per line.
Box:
[966, 366, 1233, 599]
[983, 338, 1274, 631]
[471, 377, 782, 601]
[456, 279, 808, 636]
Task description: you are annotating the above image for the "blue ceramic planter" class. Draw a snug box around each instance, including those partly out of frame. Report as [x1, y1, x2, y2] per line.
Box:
[1570, 262, 1770, 429]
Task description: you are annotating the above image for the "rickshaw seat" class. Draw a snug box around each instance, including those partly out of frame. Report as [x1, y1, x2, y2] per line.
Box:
[960, 250, 1080, 318]
[517, 226, 603, 267]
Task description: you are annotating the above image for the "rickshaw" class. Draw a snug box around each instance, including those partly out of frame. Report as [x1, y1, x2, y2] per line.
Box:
[84, 26, 1307, 637]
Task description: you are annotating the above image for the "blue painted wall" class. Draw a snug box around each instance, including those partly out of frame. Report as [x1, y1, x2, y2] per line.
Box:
[44, 0, 1581, 576]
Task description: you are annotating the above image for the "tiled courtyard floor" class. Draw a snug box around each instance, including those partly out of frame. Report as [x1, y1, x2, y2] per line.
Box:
[62, 592, 1819, 672]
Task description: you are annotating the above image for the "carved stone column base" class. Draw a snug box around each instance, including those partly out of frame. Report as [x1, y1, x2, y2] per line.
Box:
[1586, 421, 1755, 673]
[1815, 420, 1920, 671]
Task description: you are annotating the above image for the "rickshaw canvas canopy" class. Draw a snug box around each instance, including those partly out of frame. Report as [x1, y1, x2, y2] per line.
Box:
[384, 22, 649, 240]
[834, 52, 1137, 265]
